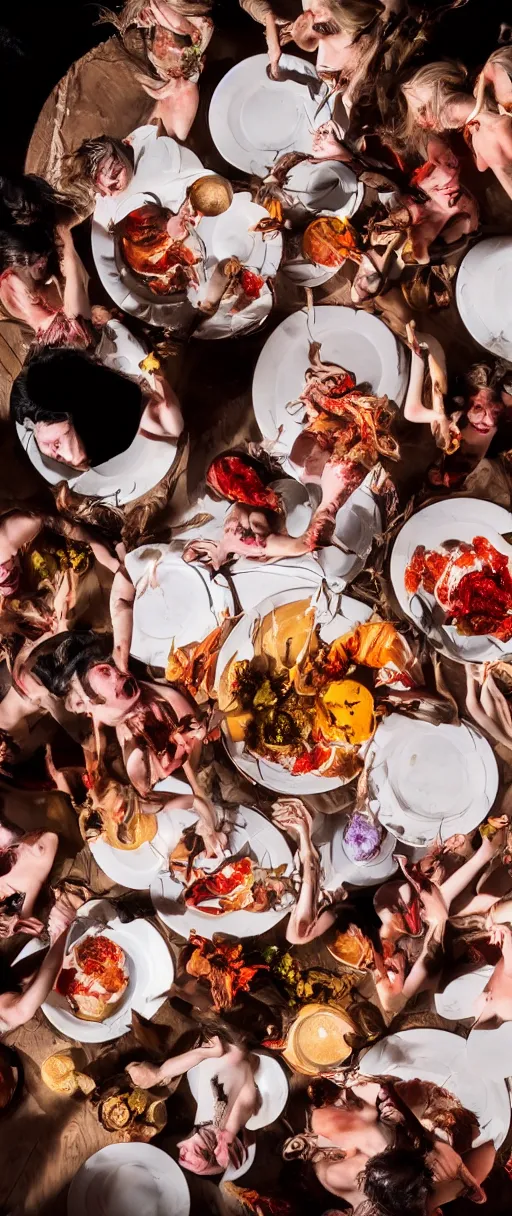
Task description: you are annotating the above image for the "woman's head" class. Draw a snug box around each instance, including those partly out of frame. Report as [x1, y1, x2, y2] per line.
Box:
[178, 1125, 248, 1176]
[11, 347, 143, 470]
[74, 136, 135, 197]
[401, 62, 470, 134]
[360, 1147, 434, 1216]
[33, 630, 140, 715]
[0, 173, 59, 231]
[0, 224, 55, 282]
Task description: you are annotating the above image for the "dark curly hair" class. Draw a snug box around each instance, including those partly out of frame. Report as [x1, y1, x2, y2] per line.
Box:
[360, 1146, 434, 1216]
[33, 630, 113, 699]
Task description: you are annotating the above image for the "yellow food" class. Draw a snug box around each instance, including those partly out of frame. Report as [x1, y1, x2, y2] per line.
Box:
[294, 1009, 351, 1067]
[103, 809, 158, 851]
[41, 1052, 77, 1094]
[330, 925, 373, 970]
[253, 600, 318, 669]
[224, 709, 254, 742]
[316, 679, 375, 746]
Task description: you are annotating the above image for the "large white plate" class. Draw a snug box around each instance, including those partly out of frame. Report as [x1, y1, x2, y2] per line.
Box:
[360, 1028, 510, 1148]
[17, 900, 173, 1042]
[435, 966, 493, 1021]
[126, 550, 234, 669]
[467, 1019, 512, 1081]
[89, 777, 193, 891]
[456, 237, 512, 360]
[150, 804, 294, 939]
[209, 54, 333, 177]
[68, 1143, 190, 1216]
[367, 714, 498, 846]
[214, 585, 372, 794]
[187, 1052, 288, 1130]
[252, 307, 408, 476]
[390, 498, 512, 663]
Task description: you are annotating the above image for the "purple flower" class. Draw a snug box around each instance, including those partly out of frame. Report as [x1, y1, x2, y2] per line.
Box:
[343, 813, 382, 863]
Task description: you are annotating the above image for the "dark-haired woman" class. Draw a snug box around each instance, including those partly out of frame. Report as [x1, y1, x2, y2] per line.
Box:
[403, 329, 512, 491]
[11, 346, 183, 474]
[0, 221, 93, 352]
[283, 1077, 494, 1212]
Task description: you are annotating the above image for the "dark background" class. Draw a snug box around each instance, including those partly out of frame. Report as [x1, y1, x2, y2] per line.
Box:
[0, 0, 510, 175]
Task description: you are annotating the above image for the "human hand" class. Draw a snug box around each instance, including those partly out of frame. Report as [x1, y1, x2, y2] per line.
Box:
[272, 798, 314, 848]
[13, 916, 45, 938]
[202, 1035, 225, 1059]
[47, 902, 75, 942]
[427, 1140, 464, 1183]
[126, 1060, 163, 1089]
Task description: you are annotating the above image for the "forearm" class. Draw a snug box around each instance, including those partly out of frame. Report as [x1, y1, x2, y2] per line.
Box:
[110, 570, 135, 671]
[404, 352, 430, 425]
[0, 931, 66, 1030]
[158, 1045, 212, 1082]
[61, 237, 90, 320]
[401, 922, 445, 999]
[440, 841, 496, 911]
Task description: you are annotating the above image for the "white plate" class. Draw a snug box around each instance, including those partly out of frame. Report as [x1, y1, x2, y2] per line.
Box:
[318, 816, 398, 889]
[16, 900, 173, 1042]
[367, 714, 498, 846]
[467, 1019, 512, 1081]
[210, 197, 282, 278]
[209, 54, 333, 177]
[68, 1143, 190, 1216]
[125, 550, 234, 669]
[435, 966, 493, 1021]
[151, 804, 294, 939]
[214, 585, 372, 794]
[361, 1028, 510, 1148]
[89, 781, 194, 891]
[187, 1052, 288, 1130]
[390, 498, 512, 663]
[252, 307, 409, 475]
[285, 159, 364, 222]
[456, 237, 512, 359]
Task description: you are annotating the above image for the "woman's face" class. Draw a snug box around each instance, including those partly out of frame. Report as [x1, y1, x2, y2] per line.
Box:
[312, 123, 343, 160]
[466, 388, 502, 435]
[87, 662, 140, 712]
[178, 1129, 219, 1174]
[33, 420, 88, 468]
[95, 152, 132, 198]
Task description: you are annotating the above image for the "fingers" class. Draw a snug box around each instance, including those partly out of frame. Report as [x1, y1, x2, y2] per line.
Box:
[14, 917, 45, 937]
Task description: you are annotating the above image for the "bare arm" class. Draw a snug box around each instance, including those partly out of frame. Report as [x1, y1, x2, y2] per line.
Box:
[110, 567, 135, 674]
[58, 226, 90, 320]
[0, 929, 67, 1032]
[126, 1037, 225, 1088]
